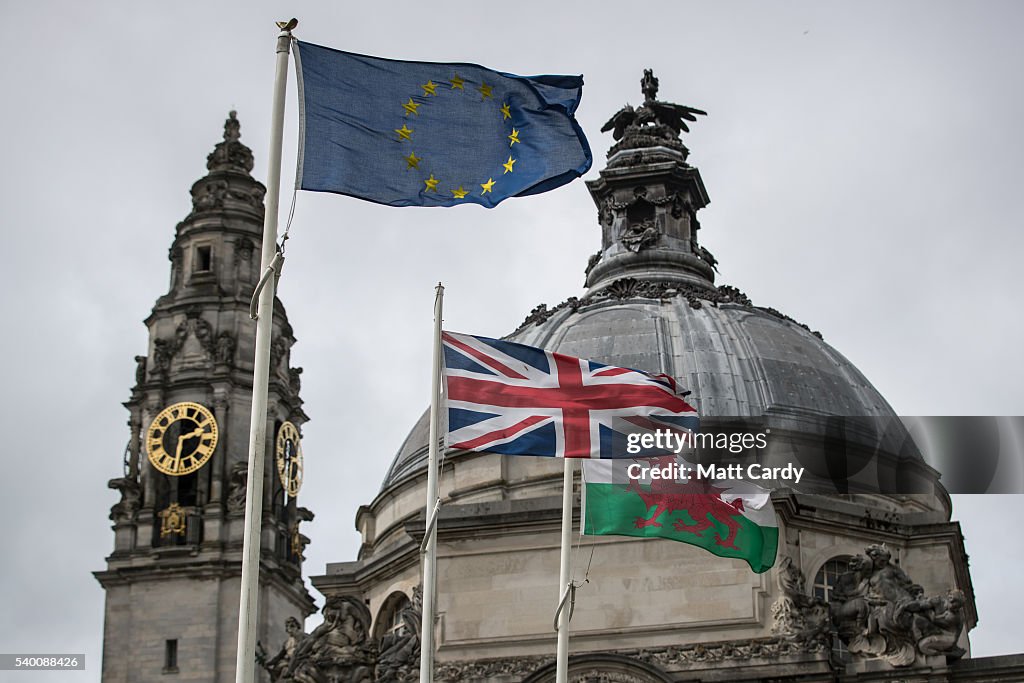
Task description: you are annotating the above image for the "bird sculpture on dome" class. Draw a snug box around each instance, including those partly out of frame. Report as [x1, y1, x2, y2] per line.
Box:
[601, 69, 707, 157]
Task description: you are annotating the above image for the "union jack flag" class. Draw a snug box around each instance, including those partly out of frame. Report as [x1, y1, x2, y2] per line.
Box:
[443, 331, 699, 458]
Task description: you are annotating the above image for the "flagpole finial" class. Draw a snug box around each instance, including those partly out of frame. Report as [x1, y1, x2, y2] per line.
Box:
[276, 18, 298, 33]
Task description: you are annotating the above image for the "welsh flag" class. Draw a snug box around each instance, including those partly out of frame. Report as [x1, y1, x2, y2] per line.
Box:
[581, 456, 779, 573]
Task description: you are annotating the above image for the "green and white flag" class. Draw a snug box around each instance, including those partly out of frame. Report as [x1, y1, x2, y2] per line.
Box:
[581, 456, 779, 573]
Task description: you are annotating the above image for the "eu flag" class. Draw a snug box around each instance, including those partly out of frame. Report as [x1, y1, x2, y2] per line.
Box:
[294, 42, 592, 208]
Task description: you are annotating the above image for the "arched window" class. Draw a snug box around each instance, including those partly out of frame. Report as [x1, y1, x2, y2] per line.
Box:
[813, 555, 853, 662]
[813, 555, 851, 603]
[373, 592, 412, 642]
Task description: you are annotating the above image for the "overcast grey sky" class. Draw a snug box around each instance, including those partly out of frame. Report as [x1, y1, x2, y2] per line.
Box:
[2, 2, 1023, 680]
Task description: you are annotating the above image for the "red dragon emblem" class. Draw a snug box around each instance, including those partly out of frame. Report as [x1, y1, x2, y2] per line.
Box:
[625, 456, 745, 549]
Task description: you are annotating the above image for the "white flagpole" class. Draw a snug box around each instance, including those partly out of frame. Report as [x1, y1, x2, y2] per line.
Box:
[420, 283, 444, 683]
[555, 457, 575, 683]
[235, 21, 294, 683]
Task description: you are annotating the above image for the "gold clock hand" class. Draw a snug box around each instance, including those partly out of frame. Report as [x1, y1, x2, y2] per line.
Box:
[173, 435, 185, 471]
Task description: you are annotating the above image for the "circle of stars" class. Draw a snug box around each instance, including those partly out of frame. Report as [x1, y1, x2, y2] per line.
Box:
[393, 73, 521, 201]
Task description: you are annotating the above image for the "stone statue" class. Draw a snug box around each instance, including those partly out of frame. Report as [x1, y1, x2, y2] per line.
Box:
[133, 355, 147, 386]
[226, 462, 248, 514]
[620, 219, 661, 253]
[377, 588, 423, 682]
[770, 556, 830, 646]
[289, 367, 303, 394]
[258, 616, 305, 682]
[282, 596, 376, 683]
[152, 339, 173, 379]
[641, 68, 659, 103]
[600, 70, 707, 155]
[918, 590, 966, 657]
[216, 331, 236, 366]
[695, 243, 719, 272]
[831, 545, 967, 667]
[830, 554, 872, 644]
[107, 476, 141, 522]
[584, 251, 602, 281]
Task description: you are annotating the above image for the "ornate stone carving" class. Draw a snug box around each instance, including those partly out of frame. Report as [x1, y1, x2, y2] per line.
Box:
[226, 462, 248, 515]
[770, 557, 830, 646]
[436, 654, 548, 681]
[282, 595, 376, 683]
[600, 70, 707, 159]
[289, 507, 314, 563]
[670, 194, 687, 220]
[153, 314, 219, 375]
[170, 245, 183, 285]
[107, 476, 141, 522]
[906, 590, 966, 657]
[599, 196, 616, 226]
[216, 332, 236, 366]
[151, 339, 173, 381]
[521, 303, 554, 328]
[271, 337, 292, 372]
[376, 587, 422, 682]
[289, 367, 303, 394]
[631, 636, 826, 669]
[831, 544, 967, 667]
[691, 239, 718, 272]
[133, 355, 147, 387]
[158, 503, 187, 538]
[229, 186, 267, 211]
[177, 311, 216, 357]
[584, 251, 602, 281]
[513, 277, 820, 339]
[258, 616, 306, 682]
[436, 635, 825, 681]
[569, 673, 652, 683]
[206, 111, 255, 174]
[192, 179, 228, 212]
[620, 219, 661, 252]
[290, 526, 309, 562]
[235, 237, 255, 266]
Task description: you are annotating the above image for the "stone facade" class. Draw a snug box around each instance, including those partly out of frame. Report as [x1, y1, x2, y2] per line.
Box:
[94, 113, 314, 683]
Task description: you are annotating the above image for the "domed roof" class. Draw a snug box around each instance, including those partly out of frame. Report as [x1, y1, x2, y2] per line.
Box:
[381, 282, 918, 492]
[381, 72, 931, 497]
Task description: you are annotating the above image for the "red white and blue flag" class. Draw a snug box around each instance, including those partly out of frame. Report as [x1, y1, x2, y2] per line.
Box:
[442, 331, 698, 458]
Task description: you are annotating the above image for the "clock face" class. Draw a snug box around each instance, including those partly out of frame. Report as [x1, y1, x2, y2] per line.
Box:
[276, 421, 303, 497]
[146, 402, 219, 476]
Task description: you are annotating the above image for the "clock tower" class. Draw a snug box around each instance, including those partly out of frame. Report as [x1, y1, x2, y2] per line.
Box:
[94, 112, 315, 682]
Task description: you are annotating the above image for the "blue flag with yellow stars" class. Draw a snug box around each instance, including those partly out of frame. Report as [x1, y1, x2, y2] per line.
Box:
[294, 42, 592, 208]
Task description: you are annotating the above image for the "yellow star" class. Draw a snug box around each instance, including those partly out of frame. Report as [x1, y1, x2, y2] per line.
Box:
[508, 128, 520, 146]
[479, 82, 493, 100]
[402, 98, 420, 116]
[422, 80, 438, 96]
[395, 124, 413, 141]
[502, 155, 516, 174]
[452, 186, 469, 199]
[450, 74, 465, 90]
[480, 178, 495, 194]
[500, 103, 511, 120]
[405, 152, 421, 169]
[424, 174, 440, 192]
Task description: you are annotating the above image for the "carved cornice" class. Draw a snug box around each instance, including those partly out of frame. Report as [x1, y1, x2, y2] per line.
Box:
[513, 278, 822, 339]
[435, 637, 826, 681]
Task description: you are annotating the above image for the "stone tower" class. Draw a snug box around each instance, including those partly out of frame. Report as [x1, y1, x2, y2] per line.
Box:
[95, 112, 315, 683]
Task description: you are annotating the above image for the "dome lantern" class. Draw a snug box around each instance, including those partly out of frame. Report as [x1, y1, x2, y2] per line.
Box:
[585, 70, 716, 291]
